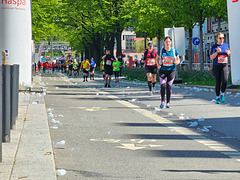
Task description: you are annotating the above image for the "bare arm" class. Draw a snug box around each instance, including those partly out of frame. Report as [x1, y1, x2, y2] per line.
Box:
[174, 55, 180, 65]
[156, 55, 161, 69]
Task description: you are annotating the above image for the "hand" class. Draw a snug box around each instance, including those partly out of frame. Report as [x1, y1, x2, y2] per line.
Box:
[217, 47, 221, 53]
[157, 64, 161, 69]
[226, 49, 231, 56]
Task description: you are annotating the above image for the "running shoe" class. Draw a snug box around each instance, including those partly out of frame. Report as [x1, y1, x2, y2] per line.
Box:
[160, 101, 165, 108]
[220, 94, 225, 103]
[166, 103, 170, 108]
[148, 91, 153, 96]
[105, 83, 108, 87]
[216, 97, 220, 104]
[108, 84, 111, 88]
[152, 87, 156, 94]
[83, 80, 85, 82]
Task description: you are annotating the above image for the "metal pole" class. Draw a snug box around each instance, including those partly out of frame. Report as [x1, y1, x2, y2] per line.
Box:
[10, 65, 19, 129]
[10, 65, 13, 129]
[0, 66, 3, 161]
[172, 26, 179, 78]
[51, 36, 53, 61]
[2, 65, 11, 142]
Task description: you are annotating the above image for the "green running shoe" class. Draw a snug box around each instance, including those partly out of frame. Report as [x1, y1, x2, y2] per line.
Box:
[220, 94, 225, 103]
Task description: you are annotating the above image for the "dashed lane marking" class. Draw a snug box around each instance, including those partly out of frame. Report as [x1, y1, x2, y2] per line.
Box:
[62, 75, 240, 161]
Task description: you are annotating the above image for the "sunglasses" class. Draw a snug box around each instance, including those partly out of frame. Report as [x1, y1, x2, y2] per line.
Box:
[219, 37, 224, 40]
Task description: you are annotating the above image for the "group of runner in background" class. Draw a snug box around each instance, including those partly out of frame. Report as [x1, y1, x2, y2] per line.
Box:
[36, 53, 123, 84]
[36, 32, 230, 108]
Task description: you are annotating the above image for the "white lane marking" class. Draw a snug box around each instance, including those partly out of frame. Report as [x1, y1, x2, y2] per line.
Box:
[63, 76, 240, 160]
[102, 91, 240, 162]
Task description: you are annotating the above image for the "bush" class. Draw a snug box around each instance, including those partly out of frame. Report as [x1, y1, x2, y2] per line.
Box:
[122, 67, 147, 82]
[121, 67, 232, 86]
[178, 70, 232, 86]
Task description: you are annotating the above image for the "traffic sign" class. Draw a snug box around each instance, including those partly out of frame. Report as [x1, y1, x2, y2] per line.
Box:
[193, 37, 200, 46]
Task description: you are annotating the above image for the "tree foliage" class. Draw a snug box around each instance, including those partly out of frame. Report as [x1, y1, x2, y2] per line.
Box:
[32, 0, 228, 67]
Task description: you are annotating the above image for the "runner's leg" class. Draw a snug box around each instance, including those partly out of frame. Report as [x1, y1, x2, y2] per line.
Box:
[221, 64, 228, 94]
[213, 65, 221, 97]
[147, 73, 153, 92]
[166, 71, 176, 104]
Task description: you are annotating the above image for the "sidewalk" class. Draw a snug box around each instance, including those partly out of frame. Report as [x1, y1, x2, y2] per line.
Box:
[0, 75, 56, 180]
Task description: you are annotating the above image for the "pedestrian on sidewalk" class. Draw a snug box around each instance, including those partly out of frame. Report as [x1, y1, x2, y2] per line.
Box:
[80, 58, 90, 82]
[113, 58, 121, 83]
[144, 41, 158, 95]
[156, 36, 180, 108]
[210, 32, 231, 104]
[102, 49, 115, 87]
[90, 58, 96, 80]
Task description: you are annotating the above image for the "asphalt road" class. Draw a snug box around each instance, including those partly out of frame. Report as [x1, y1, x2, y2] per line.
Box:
[42, 72, 240, 180]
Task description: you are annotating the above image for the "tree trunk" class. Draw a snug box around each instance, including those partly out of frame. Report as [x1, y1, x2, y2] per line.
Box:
[116, 28, 122, 58]
[188, 28, 193, 71]
[105, 32, 115, 55]
[157, 33, 161, 50]
[81, 51, 84, 62]
[85, 46, 89, 59]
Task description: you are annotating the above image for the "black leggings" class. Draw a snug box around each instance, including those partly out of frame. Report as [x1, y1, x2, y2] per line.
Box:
[114, 71, 119, 79]
[159, 70, 176, 103]
[212, 64, 228, 96]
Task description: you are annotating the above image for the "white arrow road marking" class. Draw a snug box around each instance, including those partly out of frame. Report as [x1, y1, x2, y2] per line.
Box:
[116, 144, 146, 150]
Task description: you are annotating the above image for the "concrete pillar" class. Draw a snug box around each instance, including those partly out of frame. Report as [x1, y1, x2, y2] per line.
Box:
[0, 0, 32, 88]
[227, 0, 240, 85]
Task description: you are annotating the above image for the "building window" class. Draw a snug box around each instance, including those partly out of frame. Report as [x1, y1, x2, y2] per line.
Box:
[125, 35, 135, 50]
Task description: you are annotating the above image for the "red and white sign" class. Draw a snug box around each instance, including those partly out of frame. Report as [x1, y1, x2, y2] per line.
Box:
[1, 0, 26, 6]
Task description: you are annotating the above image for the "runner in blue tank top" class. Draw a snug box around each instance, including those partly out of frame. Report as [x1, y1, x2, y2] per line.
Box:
[156, 36, 180, 108]
[210, 32, 231, 104]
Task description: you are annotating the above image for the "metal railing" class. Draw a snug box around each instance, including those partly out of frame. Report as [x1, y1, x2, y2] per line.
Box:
[179, 63, 231, 71]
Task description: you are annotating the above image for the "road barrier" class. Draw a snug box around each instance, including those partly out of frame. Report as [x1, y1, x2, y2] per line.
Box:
[0, 64, 20, 162]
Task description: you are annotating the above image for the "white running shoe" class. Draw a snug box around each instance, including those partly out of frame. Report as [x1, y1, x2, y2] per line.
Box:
[148, 91, 153, 96]
[152, 87, 156, 94]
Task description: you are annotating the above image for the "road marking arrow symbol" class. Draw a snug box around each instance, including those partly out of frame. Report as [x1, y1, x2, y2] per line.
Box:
[116, 144, 146, 150]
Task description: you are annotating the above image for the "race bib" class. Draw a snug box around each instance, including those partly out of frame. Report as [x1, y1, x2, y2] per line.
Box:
[162, 57, 174, 66]
[146, 58, 156, 66]
[106, 60, 112, 65]
[218, 55, 228, 63]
